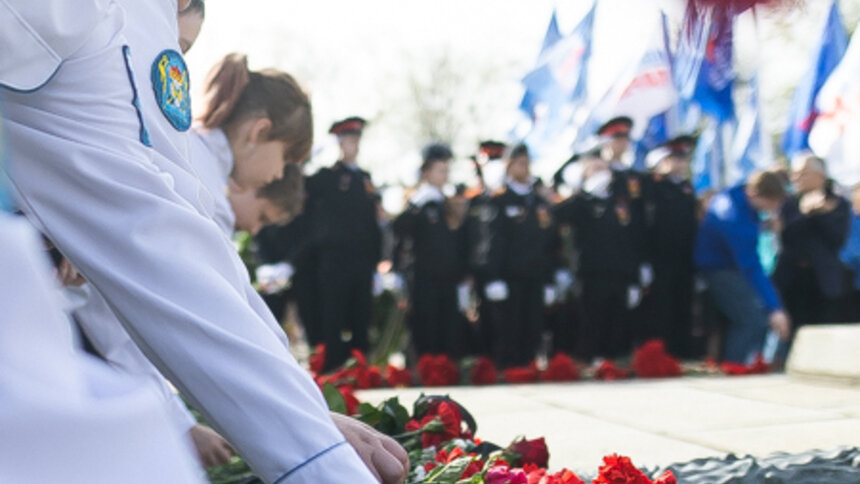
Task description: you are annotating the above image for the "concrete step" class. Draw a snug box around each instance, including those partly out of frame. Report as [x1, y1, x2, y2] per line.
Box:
[787, 324, 860, 384]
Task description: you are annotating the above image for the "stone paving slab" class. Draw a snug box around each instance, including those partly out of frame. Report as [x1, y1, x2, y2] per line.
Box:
[358, 375, 860, 471]
[788, 324, 860, 383]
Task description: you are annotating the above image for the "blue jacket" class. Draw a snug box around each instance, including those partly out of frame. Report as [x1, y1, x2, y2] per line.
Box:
[695, 185, 782, 312]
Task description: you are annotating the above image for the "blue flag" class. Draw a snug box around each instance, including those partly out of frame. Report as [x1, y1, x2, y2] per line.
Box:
[781, 0, 848, 159]
[634, 112, 669, 171]
[731, 76, 773, 184]
[519, 9, 563, 116]
[675, 6, 735, 122]
[692, 118, 725, 193]
[519, 3, 596, 158]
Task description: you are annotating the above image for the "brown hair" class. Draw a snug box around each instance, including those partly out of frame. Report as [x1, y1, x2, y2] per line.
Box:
[256, 163, 305, 224]
[197, 53, 313, 164]
[748, 170, 786, 201]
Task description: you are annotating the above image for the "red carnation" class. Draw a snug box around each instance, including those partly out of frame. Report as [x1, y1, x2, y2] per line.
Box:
[471, 356, 499, 385]
[405, 400, 465, 448]
[721, 354, 769, 376]
[338, 385, 360, 415]
[594, 361, 631, 381]
[385, 365, 413, 387]
[503, 363, 540, 384]
[350, 349, 368, 367]
[593, 454, 651, 484]
[417, 354, 460, 386]
[653, 470, 677, 484]
[509, 437, 549, 468]
[632, 340, 682, 379]
[540, 353, 580, 382]
[487, 466, 528, 484]
[309, 344, 325, 374]
[354, 365, 383, 389]
[544, 468, 585, 484]
[461, 459, 484, 480]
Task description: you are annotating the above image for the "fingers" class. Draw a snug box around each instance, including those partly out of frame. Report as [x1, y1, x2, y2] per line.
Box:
[379, 435, 409, 470]
[370, 444, 407, 484]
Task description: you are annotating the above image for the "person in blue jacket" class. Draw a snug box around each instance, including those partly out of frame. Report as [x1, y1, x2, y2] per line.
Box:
[695, 171, 792, 364]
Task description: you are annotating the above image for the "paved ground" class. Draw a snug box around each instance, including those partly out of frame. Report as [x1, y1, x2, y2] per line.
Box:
[358, 374, 860, 474]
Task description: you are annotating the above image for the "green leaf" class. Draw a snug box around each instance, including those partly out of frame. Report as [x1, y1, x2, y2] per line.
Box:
[382, 397, 411, 433]
[427, 456, 473, 483]
[322, 383, 347, 414]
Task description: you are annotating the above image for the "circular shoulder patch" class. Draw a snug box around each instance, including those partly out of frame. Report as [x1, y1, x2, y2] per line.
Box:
[150, 50, 191, 131]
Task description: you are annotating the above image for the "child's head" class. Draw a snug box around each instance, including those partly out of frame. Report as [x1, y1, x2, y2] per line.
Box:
[506, 143, 531, 184]
[178, 0, 205, 54]
[420, 143, 452, 188]
[198, 54, 312, 190]
[229, 163, 305, 235]
[329, 117, 366, 163]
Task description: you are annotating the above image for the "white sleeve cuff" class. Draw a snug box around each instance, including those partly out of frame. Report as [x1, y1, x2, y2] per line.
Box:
[272, 440, 377, 484]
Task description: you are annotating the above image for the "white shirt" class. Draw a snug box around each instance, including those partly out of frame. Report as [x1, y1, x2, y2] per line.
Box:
[190, 127, 236, 236]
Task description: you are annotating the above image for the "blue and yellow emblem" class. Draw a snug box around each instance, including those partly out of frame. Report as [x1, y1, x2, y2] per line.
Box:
[151, 50, 191, 131]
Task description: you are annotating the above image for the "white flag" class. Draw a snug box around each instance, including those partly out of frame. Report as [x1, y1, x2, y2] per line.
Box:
[809, 27, 860, 186]
[577, 12, 678, 141]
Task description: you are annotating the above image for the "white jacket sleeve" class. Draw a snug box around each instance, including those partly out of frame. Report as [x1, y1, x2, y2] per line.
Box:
[0, 6, 375, 483]
[74, 285, 197, 433]
[0, 215, 204, 484]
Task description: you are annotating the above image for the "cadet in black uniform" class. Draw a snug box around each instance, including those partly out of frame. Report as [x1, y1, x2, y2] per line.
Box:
[393, 143, 467, 358]
[598, 116, 654, 344]
[463, 141, 508, 356]
[643, 136, 699, 357]
[553, 150, 645, 361]
[485, 143, 561, 368]
[306, 117, 382, 371]
[255, 208, 323, 346]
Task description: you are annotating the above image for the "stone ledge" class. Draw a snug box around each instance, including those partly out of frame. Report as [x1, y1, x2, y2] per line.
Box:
[787, 324, 860, 384]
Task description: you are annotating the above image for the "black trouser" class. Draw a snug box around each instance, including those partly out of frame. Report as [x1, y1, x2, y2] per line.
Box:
[318, 252, 373, 372]
[646, 261, 694, 358]
[409, 273, 463, 358]
[494, 277, 544, 368]
[579, 273, 633, 360]
[777, 266, 845, 327]
[293, 261, 324, 346]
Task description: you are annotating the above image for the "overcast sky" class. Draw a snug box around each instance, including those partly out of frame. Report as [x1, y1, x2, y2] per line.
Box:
[185, 0, 860, 193]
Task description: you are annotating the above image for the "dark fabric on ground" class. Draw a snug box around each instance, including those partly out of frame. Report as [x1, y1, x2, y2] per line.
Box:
[654, 447, 860, 484]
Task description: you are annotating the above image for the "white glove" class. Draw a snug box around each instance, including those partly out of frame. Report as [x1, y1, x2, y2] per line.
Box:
[627, 285, 642, 309]
[372, 272, 384, 297]
[485, 280, 509, 302]
[554, 269, 574, 294]
[543, 285, 557, 307]
[639, 263, 654, 287]
[457, 282, 472, 313]
[255, 262, 294, 295]
[383, 272, 406, 293]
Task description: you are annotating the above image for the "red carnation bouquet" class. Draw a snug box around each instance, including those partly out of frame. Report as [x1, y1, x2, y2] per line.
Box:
[632, 340, 682, 379]
[417, 354, 460, 386]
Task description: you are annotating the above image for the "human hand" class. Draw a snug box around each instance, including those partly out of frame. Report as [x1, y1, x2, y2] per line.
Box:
[331, 412, 409, 484]
[799, 190, 827, 215]
[57, 257, 86, 287]
[189, 423, 235, 468]
[768, 310, 792, 341]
